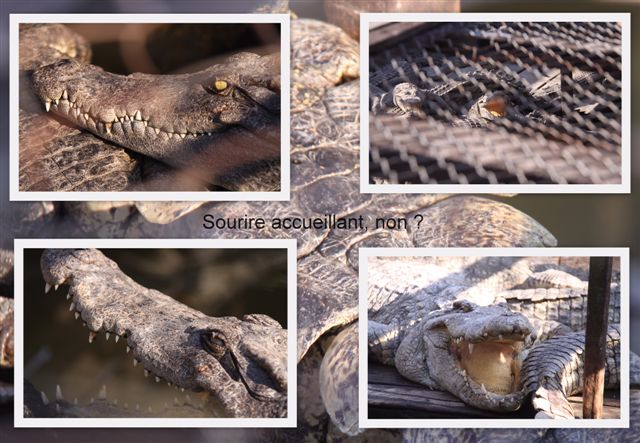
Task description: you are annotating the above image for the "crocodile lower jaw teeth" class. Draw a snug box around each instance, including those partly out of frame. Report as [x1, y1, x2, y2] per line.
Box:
[44, 280, 191, 395]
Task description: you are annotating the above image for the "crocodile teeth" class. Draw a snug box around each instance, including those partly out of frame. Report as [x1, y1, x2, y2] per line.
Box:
[105, 122, 112, 134]
[69, 302, 75, 312]
[179, 133, 186, 139]
[53, 99, 59, 105]
[98, 385, 107, 400]
[61, 90, 68, 100]
[468, 343, 474, 354]
[155, 376, 161, 383]
[126, 345, 131, 353]
[75, 312, 80, 320]
[89, 331, 97, 343]
[143, 120, 148, 127]
[45, 283, 51, 293]
[56, 385, 64, 401]
[134, 110, 142, 121]
[180, 388, 184, 392]
[133, 358, 138, 367]
[154, 127, 160, 135]
[45, 101, 51, 112]
[144, 369, 150, 377]
[498, 334, 503, 340]
[41, 391, 49, 405]
[480, 383, 487, 392]
[54, 284, 59, 291]
[114, 335, 120, 343]
[207, 132, 212, 136]
[167, 382, 172, 387]
[105, 332, 110, 341]
[66, 293, 70, 300]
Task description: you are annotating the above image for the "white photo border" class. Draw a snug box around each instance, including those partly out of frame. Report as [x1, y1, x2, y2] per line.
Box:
[359, 12, 631, 194]
[14, 238, 298, 428]
[10, 13, 291, 201]
[358, 247, 630, 428]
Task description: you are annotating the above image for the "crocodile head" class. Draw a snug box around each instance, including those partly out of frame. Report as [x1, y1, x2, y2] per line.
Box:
[40, 248, 287, 418]
[422, 300, 533, 411]
[30, 52, 281, 188]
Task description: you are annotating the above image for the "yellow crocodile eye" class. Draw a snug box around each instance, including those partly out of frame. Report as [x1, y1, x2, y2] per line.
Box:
[214, 80, 228, 91]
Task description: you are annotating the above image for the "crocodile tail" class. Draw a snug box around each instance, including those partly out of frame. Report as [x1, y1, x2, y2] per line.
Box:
[522, 325, 620, 419]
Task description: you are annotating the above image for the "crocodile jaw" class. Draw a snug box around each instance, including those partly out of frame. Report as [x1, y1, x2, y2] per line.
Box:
[426, 329, 527, 411]
[423, 301, 533, 411]
[40, 249, 287, 418]
[451, 336, 525, 396]
[30, 55, 281, 185]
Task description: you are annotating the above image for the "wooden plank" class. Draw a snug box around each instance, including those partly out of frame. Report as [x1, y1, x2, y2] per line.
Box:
[368, 362, 526, 419]
[583, 257, 613, 419]
[569, 391, 620, 419]
[369, 362, 621, 419]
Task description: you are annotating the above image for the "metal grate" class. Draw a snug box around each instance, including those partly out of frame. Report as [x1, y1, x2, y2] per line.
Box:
[368, 21, 623, 185]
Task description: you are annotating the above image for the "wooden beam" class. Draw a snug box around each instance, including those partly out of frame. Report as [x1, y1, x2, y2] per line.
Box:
[583, 256, 612, 419]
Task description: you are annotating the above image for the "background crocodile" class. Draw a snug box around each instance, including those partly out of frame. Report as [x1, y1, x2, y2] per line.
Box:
[1, 1, 639, 443]
[367, 256, 623, 418]
[19, 23, 281, 192]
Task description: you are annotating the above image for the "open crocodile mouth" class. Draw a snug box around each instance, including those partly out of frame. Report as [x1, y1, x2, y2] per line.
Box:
[449, 332, 526, 396]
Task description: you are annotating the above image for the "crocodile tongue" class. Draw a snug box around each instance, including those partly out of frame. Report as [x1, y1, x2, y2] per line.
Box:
[452, 337, 524, 395]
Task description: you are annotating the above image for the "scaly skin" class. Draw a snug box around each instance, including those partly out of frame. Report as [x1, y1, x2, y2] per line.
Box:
[29, 37, 280, 189]
[522, 325, 620, 419]
[9, 12, 616, 442]
[40, 249, 288, 418]
[20, 23, 281, 191]
[366, 256, 621, 417]
[0, 297, 13, 368]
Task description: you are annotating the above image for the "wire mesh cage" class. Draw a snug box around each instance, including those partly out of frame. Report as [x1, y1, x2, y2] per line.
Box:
[368, 21, 623, 185]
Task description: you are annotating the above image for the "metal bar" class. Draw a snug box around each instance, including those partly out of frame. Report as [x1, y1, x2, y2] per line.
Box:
[583, 256, 612, 419]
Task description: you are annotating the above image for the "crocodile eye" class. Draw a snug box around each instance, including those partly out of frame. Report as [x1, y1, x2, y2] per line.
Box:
[453, 300, 473, 312]
[202, 331, 227, 359]
[214, 80, 228, 91]
[204, 79, 231, 95]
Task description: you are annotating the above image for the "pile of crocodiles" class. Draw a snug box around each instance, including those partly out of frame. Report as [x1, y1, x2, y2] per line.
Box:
[1, 2, 639, 442]
[368, 256, 623, 419]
